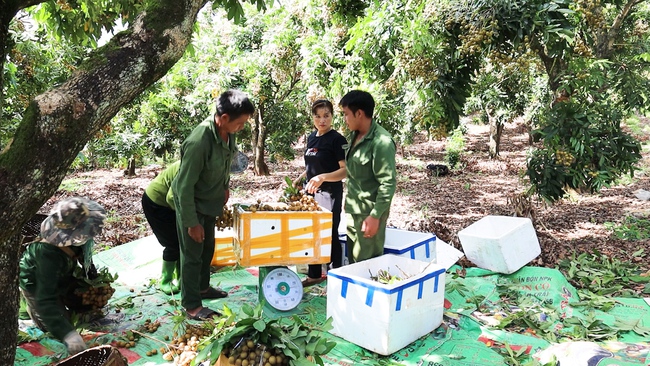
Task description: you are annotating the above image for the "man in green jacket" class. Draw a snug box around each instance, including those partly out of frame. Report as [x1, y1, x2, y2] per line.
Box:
[142, 161, 180, 295]
[19, 197, 106, 355]
[340, 90, 397, 263]
[172, 89, 254, 320]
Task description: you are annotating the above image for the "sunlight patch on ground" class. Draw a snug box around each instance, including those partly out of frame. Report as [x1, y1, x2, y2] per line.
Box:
[560, 221, 610, 241]
[472, 159, 510, 173]
[396, 156, 427, 169]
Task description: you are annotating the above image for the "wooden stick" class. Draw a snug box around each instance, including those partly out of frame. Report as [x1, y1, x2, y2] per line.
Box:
[131, 330, 180, 351]
[395, 265, 411, 279]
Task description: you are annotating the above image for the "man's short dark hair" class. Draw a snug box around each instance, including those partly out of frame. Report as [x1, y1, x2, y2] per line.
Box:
[216, 89, 255, 120]
[339, 90, 374, 119]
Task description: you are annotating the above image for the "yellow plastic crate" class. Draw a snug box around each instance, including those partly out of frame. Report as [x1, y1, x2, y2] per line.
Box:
[211, 228, 236, 266]
[233, 204, 332, 266]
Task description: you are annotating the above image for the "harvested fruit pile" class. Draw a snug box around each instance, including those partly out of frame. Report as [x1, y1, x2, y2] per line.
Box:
[235, 177, 324, 213]
[115, 330, 140, 350]
[221, 338, 289, 366]
[277, 176, 321, 211]
[140, 318, 162, 333]
[244, 196, 321, 212]
[189, 304, 336, 366]
[216, 205, 233, 230]
[161, 324, 213, 365]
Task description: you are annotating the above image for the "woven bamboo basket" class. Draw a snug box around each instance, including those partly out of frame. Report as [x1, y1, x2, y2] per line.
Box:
[55, 345, 128, 366]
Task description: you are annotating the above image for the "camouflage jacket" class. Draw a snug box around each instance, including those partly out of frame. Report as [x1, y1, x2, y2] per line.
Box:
[19, 242, 83, 340]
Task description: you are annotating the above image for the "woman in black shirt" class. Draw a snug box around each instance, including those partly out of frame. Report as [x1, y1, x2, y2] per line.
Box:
[295, 99, 348, 286]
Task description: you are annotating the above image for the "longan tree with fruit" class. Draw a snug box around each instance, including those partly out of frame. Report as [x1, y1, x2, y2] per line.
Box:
[350, 0, 648, 201]
[441, 0, 648, 200]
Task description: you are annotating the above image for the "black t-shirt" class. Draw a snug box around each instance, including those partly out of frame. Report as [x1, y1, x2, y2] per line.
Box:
[304, 129, 348, 193]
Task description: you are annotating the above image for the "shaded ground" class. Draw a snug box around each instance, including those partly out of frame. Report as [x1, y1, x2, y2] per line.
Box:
[41, 119, 650, 274]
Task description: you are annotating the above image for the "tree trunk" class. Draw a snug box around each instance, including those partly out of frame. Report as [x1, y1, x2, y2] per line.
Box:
[124, 157, 137, 176]
[486, 109, 503, 159]
[252, 105, 269, 176]
[0, 234, 21, 364]
[0, 0, 207, 363]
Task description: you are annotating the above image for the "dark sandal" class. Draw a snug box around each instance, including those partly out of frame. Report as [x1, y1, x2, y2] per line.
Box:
[302, 277, 326, 287]
[186, 307, 221, 321]
[200, 287, 228, 299]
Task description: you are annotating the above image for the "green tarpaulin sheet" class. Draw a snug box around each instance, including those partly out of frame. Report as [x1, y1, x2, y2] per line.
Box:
[15, 236, 650, 365]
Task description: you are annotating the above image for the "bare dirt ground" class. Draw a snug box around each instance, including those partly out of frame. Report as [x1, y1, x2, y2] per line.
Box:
[41, 119, 650, 272]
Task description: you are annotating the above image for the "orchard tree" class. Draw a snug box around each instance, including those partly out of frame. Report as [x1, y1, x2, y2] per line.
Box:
[464, 54, 538, 158]
[216, 3, 310, 175]
[0, 0, 267, 363]
[336, 0, 481, 148]
[336, 0, 647, 200]
[442, 0, 649, 200]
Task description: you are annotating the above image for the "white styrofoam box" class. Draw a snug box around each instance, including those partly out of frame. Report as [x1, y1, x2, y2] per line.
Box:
[435, 238, 465, 270]
[326, 254, 446, 355]
[458, 215, 540, 274]
[383, 228, 436, 263]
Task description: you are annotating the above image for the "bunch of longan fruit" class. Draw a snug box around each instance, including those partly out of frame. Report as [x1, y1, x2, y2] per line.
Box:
[222, 338, 289, 366]
[79, 284, 115, 310]
[286, 194, 320, 211]
[555, 149, 575, 167]
[216, 206, 233, 231]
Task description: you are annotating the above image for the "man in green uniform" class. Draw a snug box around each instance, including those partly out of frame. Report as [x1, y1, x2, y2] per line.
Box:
[19, 197, 106, 355]
[340, 90, 397, 263]
[172, 89, 254, 320]
[143, 153, 249, 295]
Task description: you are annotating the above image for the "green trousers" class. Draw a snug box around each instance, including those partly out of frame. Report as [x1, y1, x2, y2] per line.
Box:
[176, 212, 216, 310]
[346, 212, 389, 263]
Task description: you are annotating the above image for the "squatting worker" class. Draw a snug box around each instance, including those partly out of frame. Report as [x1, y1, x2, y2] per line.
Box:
[19, 197, 106, 355]
[142, 160, 181, 295]
[172, 89, 255, 321]
[294, 99, 347, 287]
[340, 90, 397, 263]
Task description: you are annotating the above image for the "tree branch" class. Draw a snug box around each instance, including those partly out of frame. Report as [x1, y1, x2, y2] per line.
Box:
[16, 0, 46, 11]
[598, 0, 648, 58]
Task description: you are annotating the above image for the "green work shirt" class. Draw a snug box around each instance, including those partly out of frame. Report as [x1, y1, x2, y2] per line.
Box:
[345, 121, 397, 218]
[19, 242, 83, 341]
[144, 161, 180, 209]
[172, 116, 234, 228]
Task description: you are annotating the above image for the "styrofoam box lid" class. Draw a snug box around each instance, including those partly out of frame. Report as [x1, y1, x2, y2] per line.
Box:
[458, 215, 534, 239]
[327, 254, 445, 310]
[383, 228, 435, 255]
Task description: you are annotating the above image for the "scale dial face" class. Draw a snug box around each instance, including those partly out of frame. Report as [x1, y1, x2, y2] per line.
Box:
[261, 267, 303, 311]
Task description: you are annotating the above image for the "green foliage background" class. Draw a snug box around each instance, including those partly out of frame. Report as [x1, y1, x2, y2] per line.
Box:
[2, 0, 649, 201]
